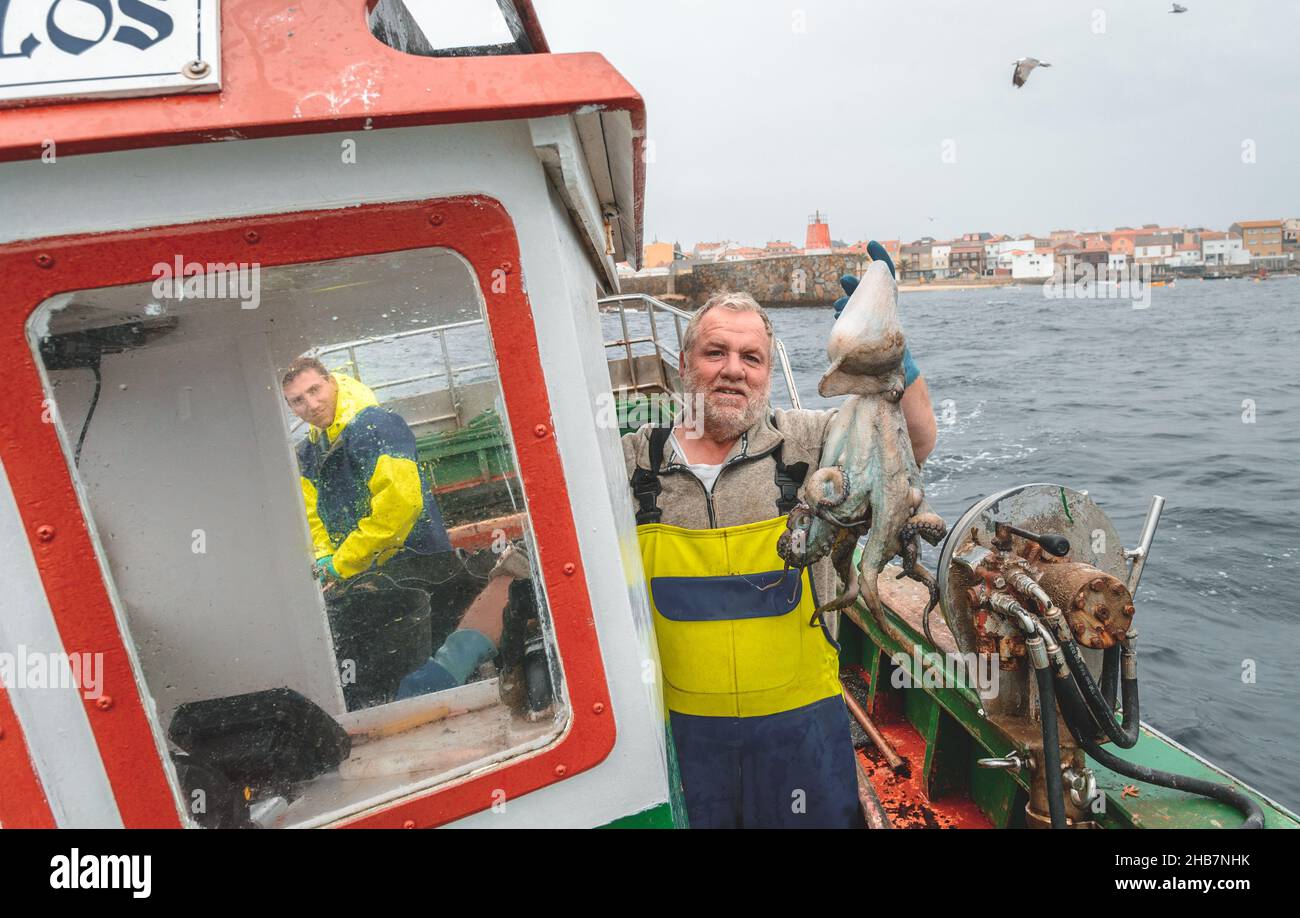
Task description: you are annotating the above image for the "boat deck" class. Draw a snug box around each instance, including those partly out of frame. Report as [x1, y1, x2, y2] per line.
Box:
[848, 565, 1300, 829]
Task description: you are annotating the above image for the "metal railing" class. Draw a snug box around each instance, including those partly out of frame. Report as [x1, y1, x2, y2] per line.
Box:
[597, 292, 803, 410]
[291, 318, 493, 434]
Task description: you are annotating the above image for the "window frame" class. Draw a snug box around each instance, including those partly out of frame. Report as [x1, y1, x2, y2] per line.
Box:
[0, 195, 617, 828]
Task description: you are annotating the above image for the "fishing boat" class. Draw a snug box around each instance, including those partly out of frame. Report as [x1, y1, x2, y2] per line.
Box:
[0, 0, 1294, 830]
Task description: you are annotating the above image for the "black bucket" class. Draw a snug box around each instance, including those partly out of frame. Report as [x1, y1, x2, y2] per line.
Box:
[326, 575, 432, 710]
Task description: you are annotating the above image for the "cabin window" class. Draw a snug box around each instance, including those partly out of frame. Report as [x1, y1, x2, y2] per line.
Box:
[27, 246, 567, 828]
[369, 0, 537, 57]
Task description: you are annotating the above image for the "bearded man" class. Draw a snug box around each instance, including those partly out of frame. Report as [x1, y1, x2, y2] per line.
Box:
[622, 280, 935, 828]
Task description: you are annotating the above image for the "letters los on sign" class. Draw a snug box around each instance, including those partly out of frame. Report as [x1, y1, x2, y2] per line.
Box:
[0, 0, 220, 106]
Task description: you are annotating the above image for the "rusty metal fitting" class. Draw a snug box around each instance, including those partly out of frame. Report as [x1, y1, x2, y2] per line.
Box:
[978, 752, 1028, 773]
[988, 592, 1036, 634]
[1026, 635, 1049, 670]
[1033, 621, 1061, 657]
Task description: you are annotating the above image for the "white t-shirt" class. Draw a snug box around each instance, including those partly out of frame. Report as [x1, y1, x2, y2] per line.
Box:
[669, 432, 725, 494]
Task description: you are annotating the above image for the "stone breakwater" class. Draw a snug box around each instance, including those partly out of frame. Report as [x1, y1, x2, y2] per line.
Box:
[620, 254, 875, 307]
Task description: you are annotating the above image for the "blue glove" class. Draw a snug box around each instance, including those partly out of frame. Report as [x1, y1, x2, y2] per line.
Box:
[834, 240, 896, 318]
[832, 242, 919, 388]
[314, 555, 342, 584]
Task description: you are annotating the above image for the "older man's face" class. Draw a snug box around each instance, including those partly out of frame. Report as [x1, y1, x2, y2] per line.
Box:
[680, 309, 772, 440]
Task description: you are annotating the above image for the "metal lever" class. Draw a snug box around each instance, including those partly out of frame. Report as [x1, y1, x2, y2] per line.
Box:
[1005, 524, 1070, 557]
[1124, 495, 1165, 594]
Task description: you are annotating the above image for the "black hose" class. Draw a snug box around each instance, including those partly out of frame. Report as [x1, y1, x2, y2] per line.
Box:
[1101, 644, 1120, 710]
[74, 363, 103, 468]
[1059, 634, 1140, 748]
[1035, 663, 1068, 829]
[1051, 664, 1264, 829]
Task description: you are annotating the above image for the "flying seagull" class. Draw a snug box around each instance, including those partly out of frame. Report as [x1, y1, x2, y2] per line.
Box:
[1169, 3, 1187, 12]
[1012, 57, 1051, 87]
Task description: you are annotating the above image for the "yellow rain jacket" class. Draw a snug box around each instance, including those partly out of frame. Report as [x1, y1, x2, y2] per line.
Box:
[296, 374, 451, 579]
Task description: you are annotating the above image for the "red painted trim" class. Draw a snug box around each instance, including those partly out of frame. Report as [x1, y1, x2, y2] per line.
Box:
[0, 687, 56, 828]
[0, 1, 643, 172]
[1, 0, 645, 264]
[0, 196, 617, 828]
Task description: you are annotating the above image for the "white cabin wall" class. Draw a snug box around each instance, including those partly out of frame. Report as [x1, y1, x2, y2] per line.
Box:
[448, 167, 669, 828]
[1, 119, 669, 827]
[44, 329, 344, 728]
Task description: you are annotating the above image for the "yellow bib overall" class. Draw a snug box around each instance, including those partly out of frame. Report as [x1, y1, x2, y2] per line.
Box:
[638, 516, 843, 718]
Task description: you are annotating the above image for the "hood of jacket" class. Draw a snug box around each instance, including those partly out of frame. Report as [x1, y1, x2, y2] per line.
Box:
[308, 373, 379, 444]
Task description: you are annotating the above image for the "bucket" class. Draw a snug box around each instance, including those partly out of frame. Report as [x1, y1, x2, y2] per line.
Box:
[326, 574, 433, 710]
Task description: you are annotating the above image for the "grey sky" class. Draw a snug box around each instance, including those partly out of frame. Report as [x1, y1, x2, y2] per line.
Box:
[532, 0, 1299, 248]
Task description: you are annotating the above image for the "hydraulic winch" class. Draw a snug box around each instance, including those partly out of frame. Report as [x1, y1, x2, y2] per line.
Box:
[935, 483, 1263, 829]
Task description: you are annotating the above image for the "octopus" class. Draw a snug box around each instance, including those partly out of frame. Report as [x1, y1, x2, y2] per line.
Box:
[776, 260, 948, 634]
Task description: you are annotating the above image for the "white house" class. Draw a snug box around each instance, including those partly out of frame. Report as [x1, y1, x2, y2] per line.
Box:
[1202, 233, 1250, 266]
[1011, 250, 1054, 280]
[1165, 243, 1203, 268]
[1134, 233, 1175, 264]
[993, 237, 1035, 272]
[930, 244, 951, 278]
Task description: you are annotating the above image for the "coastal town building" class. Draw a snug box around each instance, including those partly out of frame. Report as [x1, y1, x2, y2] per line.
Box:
[931, 244, 951, 278]
[1200, 232, 1248, 266]
[630, 215, 1292, 280]
[1231, 220, 1284, 258]
[900, 239, 935, 281]
[692, 241, 731, 261]
[950, 243, 985, 276]
[1012, 249, 1054, 280]
[1134, 233, 1177, 264]
[643, 239, 677, 268]
[1166, 241, 1203, 268]
[991, 237, 1035, 273]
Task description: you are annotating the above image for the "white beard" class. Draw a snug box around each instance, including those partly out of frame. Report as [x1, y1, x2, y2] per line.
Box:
[681, 364, 771, 442]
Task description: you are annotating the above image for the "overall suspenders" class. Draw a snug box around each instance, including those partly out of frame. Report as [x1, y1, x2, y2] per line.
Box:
[629, 415, 809, 525]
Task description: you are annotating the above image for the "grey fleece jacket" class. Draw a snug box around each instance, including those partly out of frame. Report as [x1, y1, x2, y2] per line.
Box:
[621, 407, 845, 605]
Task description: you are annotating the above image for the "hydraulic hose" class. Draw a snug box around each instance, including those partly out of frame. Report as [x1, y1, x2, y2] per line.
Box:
[1100, 644, 1120, 711]
[1005, 571, 1136, 745]
[1034, 660, 1068, 829]
[1041, 607, 1140, 748]
[1059, 635, 1140, 748]
[1050, 661, 1264, 829]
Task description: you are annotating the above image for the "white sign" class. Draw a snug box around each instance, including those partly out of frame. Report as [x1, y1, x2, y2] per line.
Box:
[0, 0, 220, 106]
